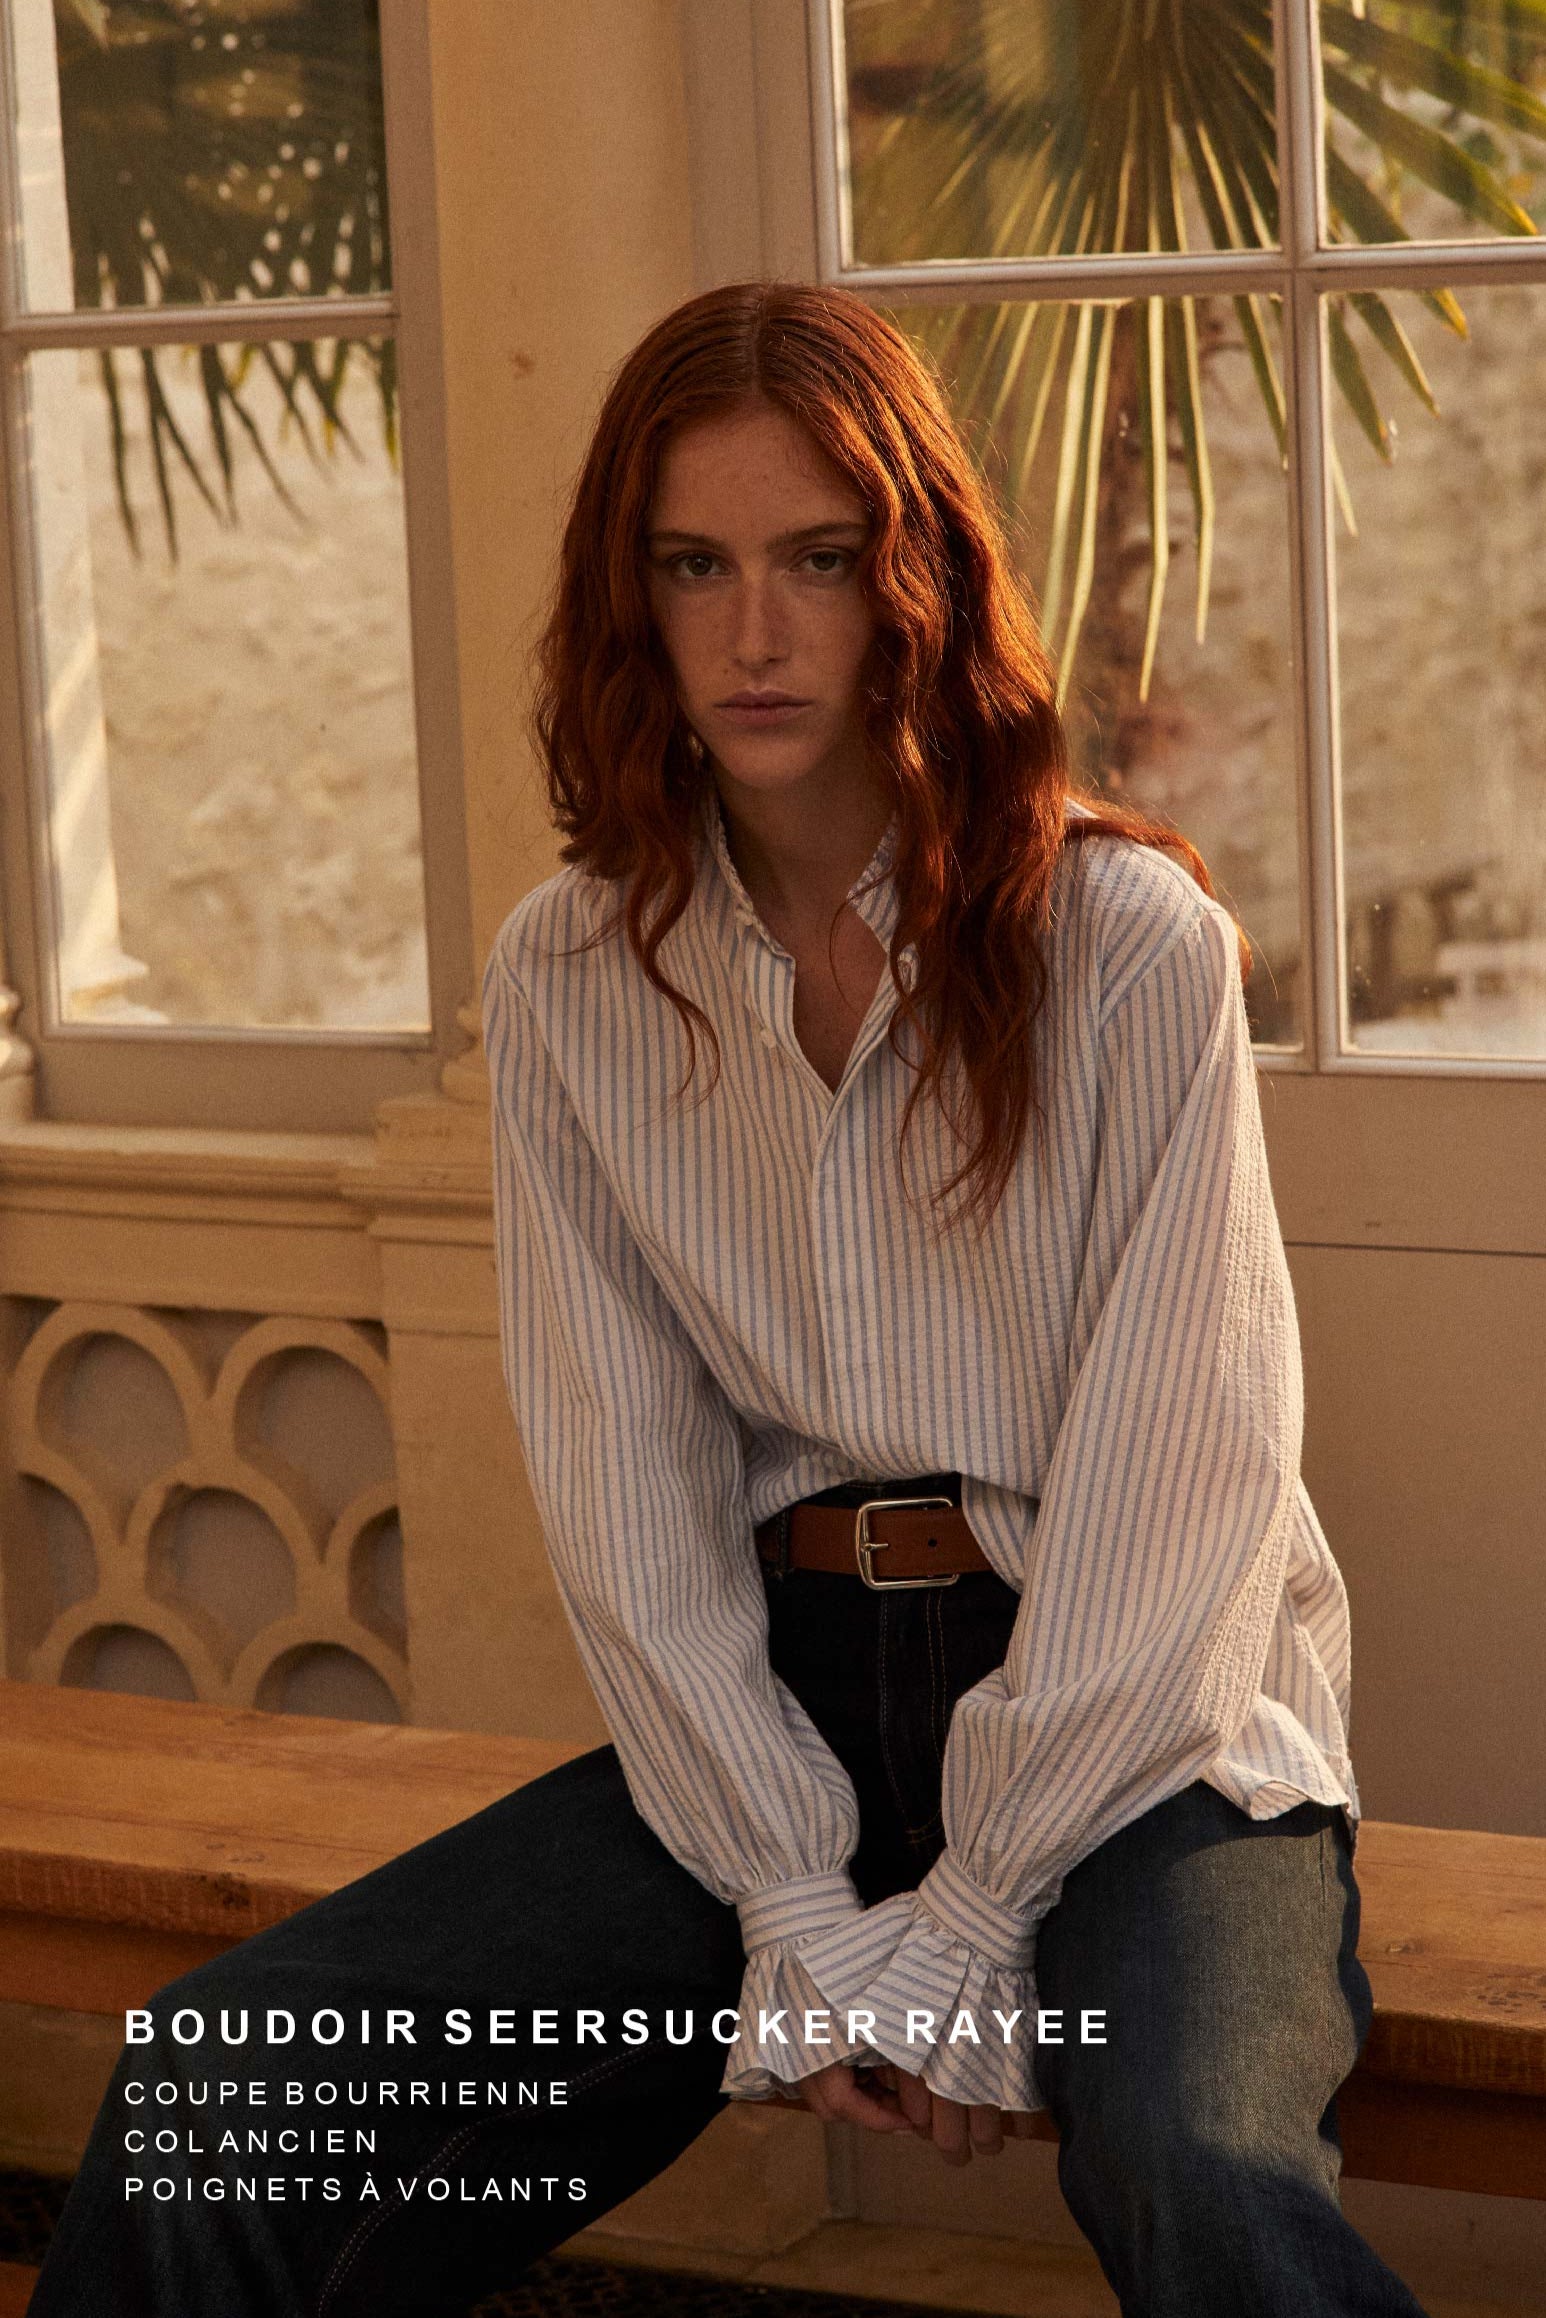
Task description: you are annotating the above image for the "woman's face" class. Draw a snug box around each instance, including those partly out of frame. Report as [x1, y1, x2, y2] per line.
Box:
[645, 398, 878, 811]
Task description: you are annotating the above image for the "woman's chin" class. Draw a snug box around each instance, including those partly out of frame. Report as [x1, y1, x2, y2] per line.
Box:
[707, 737, 860, 799]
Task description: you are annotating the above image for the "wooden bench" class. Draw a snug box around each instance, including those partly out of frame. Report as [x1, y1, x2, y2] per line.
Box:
[0, 1680, 1543, 2309]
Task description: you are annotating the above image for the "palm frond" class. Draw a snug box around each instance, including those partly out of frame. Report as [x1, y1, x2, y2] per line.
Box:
[1327, 300, 1393, 460]
[1341, 0, 1546, 47]
[98, 347, 138, 556]
[1322, 4, 1546, 138]
[846, 0, 1545, 699]
[1135, 294, 1171, 701]
[59, 0, 394, 549]
[1165, 296, 1217, 642]
[1350, 291, 1440, 415]
[1151, 67, 1217, 647]
[1056, 303, 1120, 698]
[1323, 59, 1539, 234]
[140, 347, 226, 562]
[1324, 148, 1470, 335]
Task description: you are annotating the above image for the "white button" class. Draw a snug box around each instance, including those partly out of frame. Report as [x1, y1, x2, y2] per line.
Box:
[759, 1028, 778, 1048]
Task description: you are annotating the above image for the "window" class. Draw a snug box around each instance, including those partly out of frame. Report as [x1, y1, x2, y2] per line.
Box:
[0, 0, 468, 1129]
[811, 0, 1546, 1071]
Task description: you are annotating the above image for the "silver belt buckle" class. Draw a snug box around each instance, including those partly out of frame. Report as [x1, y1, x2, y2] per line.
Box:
[854, 1494, 958, 1590]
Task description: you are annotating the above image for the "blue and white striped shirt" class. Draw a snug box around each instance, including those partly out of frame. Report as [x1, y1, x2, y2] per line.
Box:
[480, 789, 1359, 2110]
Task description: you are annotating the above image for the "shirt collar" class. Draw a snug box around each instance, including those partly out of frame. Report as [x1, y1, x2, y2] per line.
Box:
[694, 784, 905, 960]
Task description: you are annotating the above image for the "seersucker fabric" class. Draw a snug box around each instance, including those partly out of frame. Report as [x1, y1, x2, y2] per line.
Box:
[479, 788, 1360, 2111]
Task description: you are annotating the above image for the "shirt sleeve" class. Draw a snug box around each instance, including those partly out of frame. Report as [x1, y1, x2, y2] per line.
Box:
[480, 916, 876, 2094]
[789, 893, 1335, 2110]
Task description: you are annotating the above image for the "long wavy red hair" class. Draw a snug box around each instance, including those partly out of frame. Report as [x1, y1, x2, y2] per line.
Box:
[532, 281, 1240, 1235]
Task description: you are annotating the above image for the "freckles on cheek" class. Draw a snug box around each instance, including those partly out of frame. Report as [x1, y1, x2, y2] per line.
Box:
[661, 611, 718, 708]
[645, 601, 687, 697]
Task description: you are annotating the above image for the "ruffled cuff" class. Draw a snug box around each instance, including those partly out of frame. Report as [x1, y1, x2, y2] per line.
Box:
[734, 1871, 864, 1953]
[719, 1856, 1062, 2111]
[720, 1872, 871, 2100]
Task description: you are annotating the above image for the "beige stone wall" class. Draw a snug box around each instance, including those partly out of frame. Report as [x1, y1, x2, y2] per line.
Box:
[429, 1, 698, 966]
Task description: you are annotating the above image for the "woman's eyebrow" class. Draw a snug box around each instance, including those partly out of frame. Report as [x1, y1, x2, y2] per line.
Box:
[646, 520, 870, 551]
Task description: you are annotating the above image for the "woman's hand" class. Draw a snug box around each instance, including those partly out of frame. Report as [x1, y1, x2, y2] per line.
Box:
[773, 2060, 1040, 2163]
[770, 2059, 914, 2134]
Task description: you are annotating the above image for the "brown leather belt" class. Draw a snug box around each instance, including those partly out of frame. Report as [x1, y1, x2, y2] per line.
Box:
[754, 1483, 990, 1589]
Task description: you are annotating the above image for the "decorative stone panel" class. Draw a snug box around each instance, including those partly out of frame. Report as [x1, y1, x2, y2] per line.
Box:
[2, 1299, 405, 1721]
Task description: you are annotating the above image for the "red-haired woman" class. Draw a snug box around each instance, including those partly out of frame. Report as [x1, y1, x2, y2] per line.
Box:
[28, 284, 1428, 2318]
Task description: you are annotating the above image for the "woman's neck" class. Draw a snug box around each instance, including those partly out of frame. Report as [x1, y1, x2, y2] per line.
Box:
[712, 768, 894, 936]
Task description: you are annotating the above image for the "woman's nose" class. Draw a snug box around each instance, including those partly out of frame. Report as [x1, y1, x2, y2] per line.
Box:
[731, 579, 788, 669]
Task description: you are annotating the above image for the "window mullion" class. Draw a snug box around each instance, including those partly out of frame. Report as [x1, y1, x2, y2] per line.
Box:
[1306, 240, 1546, 291]
[4, 295, 397, 354]
[808, 0, 849, 278]
[811, 0, 1546, 1075]
[824, 249, 1291, 300]
[1277, 0, 1342, 1071]
[0, 12, 27, 334]
[375, 0, 473, 1069]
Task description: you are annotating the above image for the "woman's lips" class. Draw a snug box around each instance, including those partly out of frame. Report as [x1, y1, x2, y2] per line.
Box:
[716, 697, 812, 725]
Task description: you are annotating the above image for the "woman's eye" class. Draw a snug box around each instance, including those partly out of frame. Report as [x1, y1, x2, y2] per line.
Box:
[801, 549, 849, 576]
[673, 552, 719, 580]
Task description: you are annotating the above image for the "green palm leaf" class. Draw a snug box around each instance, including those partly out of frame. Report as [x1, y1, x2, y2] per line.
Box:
[1328, 300, 1392, 460]
[1322, 60, 1538, 235]
[55, 0, 393, 557]
[1350, 291, 1440, 416]
[1323, 3, 1546, 135]
[1323, 150, 1470, 335]
[848, 0, 1545, 699]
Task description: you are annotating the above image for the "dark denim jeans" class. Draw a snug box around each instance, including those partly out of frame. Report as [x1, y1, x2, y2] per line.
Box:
[28, 1526, 1430, 2318]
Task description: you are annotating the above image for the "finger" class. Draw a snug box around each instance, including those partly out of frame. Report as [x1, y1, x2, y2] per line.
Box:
[818, 2070, 914, 2134]
[968, 2103, 1004, 2155]
[893, 2069, 933, 2134]
[929, 2094, 972, 2167]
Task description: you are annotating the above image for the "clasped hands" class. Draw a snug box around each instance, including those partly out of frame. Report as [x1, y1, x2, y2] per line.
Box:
[770, 2056, 1039, 2166]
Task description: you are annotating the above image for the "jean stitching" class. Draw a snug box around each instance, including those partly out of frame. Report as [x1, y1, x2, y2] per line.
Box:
[927, 1588, 948, 1762]
[565, 2042, 660, 2098]
[314, 2117, 482, 2316]
[312, 2041, 664, 2316]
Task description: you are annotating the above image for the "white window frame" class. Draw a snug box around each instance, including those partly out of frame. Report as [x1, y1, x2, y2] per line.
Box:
[0, 0, 471, 1132]
[805, 0, 1546, 1081]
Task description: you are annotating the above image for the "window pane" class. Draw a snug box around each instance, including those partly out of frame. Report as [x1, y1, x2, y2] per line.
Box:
[1321, 1, 1546, 247]
[885, 293, 1302, 1043]
[841, 0, 1280, 266]
[27, 335, 429, 1031]
[1334, 283, 1546, 1058]
[9, 0, 389, 311]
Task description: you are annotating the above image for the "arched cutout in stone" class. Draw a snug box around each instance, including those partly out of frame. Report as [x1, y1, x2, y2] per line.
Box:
[60, 1622, 197, 1703]
[145, 1486, 297, 1657]
[234, 1346, 394, 1520]
[347, 1509, 407, 1652]
[35, 1330, 190, 1503]
[255, 1642, 401, 1725]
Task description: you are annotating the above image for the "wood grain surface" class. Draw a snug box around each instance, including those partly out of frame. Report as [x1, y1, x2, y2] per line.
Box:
[2, 1682, 1544, 2108]
[0, 1680, 576, 1942]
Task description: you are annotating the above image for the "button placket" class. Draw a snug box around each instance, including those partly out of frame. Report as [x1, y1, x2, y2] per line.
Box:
[703, 789, 909, 1110]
